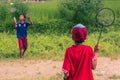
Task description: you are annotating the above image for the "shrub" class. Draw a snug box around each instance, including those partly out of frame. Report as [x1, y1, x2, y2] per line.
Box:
[29, 19, 74, 35]
[0, 1, 9, 32]
[59, 0, 103, 25]
[0, 4, 8, 22]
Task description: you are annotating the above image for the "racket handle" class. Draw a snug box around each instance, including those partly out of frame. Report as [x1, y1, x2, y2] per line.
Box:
[97, 40, 99, 45]
[97, 39, 100, 45]
[97, 25, 103, 45]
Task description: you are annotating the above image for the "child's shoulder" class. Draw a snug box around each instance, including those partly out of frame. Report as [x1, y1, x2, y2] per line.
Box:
[82, 44, 92, 48]
[81, 44, 93, 50]
[65, 45, 73, 51]
[66, 44, 92, 50]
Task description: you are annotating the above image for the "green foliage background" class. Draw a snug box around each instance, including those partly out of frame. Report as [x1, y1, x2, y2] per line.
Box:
[59, 0, 103, 25]
[0, 0, 120, 60]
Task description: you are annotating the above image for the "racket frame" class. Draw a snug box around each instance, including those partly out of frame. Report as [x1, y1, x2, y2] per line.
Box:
[96, 8, 115, 44]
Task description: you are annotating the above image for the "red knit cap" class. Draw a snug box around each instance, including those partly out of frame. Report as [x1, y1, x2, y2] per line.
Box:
[71, 24, 87, 41]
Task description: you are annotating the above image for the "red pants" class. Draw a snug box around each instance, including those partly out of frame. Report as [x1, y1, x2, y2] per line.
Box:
[18, 37, 28, 49]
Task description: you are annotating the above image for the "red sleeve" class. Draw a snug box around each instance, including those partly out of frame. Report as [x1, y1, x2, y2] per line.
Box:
[62, 48, 71, 76]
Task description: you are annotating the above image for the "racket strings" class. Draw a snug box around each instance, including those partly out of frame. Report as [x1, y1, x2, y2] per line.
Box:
[96, 8, 115, 26]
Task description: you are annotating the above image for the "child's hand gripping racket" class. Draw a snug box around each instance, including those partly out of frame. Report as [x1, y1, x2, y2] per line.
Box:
[94, 43, 99, 53]
[96, 8, 115, 45]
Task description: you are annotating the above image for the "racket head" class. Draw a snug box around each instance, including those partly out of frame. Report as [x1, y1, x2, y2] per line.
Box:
[96, 8, 115, 27]
[11, 7, 16, 13]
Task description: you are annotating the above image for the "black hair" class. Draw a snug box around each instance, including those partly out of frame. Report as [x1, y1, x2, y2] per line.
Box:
[75, 39, 84, 44]
[74, 32, 84, 43]
[23, 15, 26, 18]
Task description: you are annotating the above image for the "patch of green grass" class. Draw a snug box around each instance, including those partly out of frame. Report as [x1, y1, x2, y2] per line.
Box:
[0, 32, 72, 60]
[49, 72, 63, 80]
[109, 74, 120, 79]
[104, 0, 120, 10]
[96, 73, 103, 76]
[0, 29, 120, 60]
[28, 0, 59, 22]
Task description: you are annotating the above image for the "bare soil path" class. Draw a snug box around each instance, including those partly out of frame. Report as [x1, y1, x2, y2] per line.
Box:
[0, 57, 120, 80]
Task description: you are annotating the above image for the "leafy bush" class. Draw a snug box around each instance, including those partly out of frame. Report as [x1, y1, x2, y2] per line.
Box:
[11, 0, 29, 18]
[0, 1, 10, 32]
[29, 19, 74, 35]
[0, 4, 8, 22]
[59, 0, 103, 25]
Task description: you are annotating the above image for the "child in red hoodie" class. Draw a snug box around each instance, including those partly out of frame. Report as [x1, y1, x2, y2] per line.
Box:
[62, 24, 99, 80]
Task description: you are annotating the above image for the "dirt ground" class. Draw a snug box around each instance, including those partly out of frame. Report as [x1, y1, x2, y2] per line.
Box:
[0, 57, 120, 80]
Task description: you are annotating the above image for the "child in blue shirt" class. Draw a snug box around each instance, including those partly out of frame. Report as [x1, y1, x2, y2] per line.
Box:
[14, 14, 33, 58]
